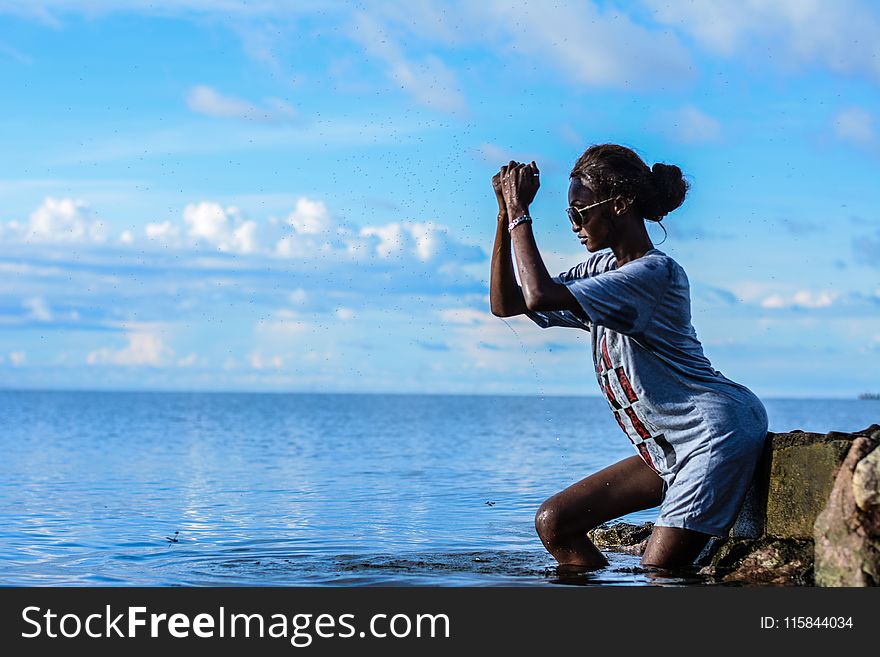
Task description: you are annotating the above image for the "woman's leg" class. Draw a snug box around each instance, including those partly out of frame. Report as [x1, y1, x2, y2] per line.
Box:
[641, 527, 712, 568]
[535, 455, 664, 568]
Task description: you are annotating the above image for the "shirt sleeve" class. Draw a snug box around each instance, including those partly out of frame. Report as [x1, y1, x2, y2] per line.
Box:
[561, 256, 672, 335]
[524, 262, 593, 331]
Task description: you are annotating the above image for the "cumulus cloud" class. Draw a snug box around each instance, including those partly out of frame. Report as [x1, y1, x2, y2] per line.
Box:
[184, 202, 258, 253]
[361, 221, 480, 263]
[275, 198, 341, 257]
[832, 106, 876, 146]
[248, 351, 284, 370]
[286, 198, 332, 235]
[142, 203, 259, 253]
[145, 220, 181, 242]
[87, 328, 173, 366]
[6, 191, 486, 280]
[0, 197, 106, 243]
[272, 196, 485, 268]
[760, 290, 838, 309]
[186, 85, 297, 123]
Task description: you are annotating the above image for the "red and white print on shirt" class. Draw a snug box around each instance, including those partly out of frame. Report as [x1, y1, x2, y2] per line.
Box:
[596, 332, 677, 473]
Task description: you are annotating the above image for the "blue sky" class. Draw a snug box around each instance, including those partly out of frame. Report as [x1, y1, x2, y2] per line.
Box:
[1, 0, 879, 397]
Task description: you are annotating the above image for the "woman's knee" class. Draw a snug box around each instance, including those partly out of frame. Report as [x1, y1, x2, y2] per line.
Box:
[535, 495, 574, 546]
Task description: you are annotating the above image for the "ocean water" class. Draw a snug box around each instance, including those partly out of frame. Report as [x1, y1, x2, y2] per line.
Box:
[1, 391, 877, 587]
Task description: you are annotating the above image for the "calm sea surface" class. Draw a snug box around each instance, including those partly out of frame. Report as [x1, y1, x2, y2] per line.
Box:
[1, 391, 877, 586]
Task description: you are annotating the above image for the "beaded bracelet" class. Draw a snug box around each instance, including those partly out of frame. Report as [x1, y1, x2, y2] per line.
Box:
[508, 214, 532, 232]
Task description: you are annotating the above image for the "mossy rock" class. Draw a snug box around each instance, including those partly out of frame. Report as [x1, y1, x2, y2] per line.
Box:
[588, 522, 653, 553]
[765, 431, 854, 539]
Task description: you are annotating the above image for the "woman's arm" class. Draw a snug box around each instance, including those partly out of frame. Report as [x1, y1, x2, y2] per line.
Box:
[489, 171, 528, 317]
[502, 161, 581, 313]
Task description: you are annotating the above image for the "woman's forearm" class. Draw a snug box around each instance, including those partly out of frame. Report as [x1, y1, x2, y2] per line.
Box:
[507, 205, 559, 311]
[490, 211, 528, 317]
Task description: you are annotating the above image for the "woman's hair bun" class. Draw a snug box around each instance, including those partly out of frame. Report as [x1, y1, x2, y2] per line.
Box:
[569, 144, 689, 221]
[645, 163, 688, 221]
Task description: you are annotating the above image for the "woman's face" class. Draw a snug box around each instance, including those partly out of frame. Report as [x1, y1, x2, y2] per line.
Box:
[568, 177, 615, 252]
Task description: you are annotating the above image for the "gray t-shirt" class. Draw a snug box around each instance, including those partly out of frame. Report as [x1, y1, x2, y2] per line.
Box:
[527, 248, 767, 482]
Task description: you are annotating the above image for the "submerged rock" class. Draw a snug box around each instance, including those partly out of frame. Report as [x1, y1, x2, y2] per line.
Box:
[698, 537, 814, 586]
[588, 522, 653, 555]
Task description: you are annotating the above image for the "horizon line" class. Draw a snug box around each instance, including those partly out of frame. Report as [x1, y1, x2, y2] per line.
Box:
[0, 386, 875, 402]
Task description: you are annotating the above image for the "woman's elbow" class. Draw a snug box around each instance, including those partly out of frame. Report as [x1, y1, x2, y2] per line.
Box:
[489, 299, 510, 317]
[522, 288, 544, 312]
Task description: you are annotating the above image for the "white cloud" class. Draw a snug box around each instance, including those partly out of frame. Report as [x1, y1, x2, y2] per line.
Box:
[645, 0, 880, 81]
[286, 197, 332, 235]
[257, 310, 309, 335]
[832, 106, 876, 145]
[476, 143, 512, 164]
[349, 12, 467, 113]
[183, 202, 259, 253]
[671, 105, 722, 144]
[359, 221, 470, 262]
[1, 197, 106, 243]
[289, 288, 308, 305]
[335, 307, 354, 320]
[792, 290, 838, 308]
[438, 307, 493, 325]
[759, 294, 786, 309]
[760, 290, 838, 309]
[87, 328, 173, 366]
[434, 305, 589, 371]
[248, 351, 284, 370]
[186, 85, 296, 123]
[6, 2, 694, 95]
[17, 193, 485, 281]
[23, 296, 53, 321]
[272, 197, 485, 268]
[9, 351, 26, 366]
[145, 220, 180, 242]
[475, 1, 693, 89]
[474, 143, 548, 167]
[177, 352, 198, 367]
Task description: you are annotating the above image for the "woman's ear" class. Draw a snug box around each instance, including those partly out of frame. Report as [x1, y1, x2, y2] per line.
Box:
[613, 196, 631, 216]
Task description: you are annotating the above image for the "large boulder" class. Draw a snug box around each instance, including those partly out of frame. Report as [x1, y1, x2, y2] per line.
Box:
[730, 430, 856, 539]
[813, 433, 880, 586]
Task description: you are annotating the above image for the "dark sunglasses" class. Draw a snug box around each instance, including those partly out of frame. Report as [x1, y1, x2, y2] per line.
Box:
[566, 198, 614, 228]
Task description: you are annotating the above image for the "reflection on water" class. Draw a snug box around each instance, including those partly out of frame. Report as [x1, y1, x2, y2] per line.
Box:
[1, 391, 876, 586]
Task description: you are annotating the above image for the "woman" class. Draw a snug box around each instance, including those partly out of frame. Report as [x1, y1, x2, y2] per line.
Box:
[489, 144, 768, 569]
